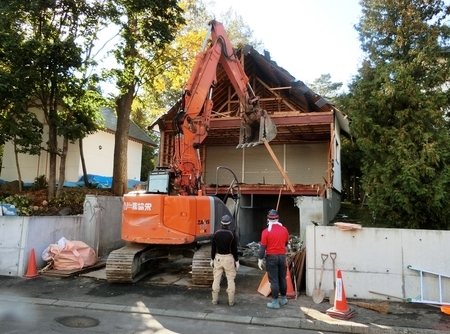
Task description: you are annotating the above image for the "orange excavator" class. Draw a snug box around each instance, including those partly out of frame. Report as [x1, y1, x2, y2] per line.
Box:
[106, 20, 277, 284]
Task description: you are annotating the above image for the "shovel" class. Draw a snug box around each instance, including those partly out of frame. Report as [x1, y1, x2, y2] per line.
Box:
[313, 253, 328, 304]
[329, 252, 337, 305]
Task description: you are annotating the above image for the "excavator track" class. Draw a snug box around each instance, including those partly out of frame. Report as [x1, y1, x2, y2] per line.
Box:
[191, 244, 213, 286]
[106, 243, 169, 283]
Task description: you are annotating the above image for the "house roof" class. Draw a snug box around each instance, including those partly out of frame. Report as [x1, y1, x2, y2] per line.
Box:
[150, 45, 349, 146]
[100, 107, 157, 147]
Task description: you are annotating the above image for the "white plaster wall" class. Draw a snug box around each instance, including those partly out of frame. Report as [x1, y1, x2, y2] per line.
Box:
[81, 131, 115, 178]
[306, 225, 450, 303]
[1, 114, 143, 183]
[127, 140, 143, 181]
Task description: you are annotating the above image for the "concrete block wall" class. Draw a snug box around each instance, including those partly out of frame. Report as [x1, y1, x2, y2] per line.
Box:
[0, 196, 123, 277]
[306, 225, 450, 303]
[0, 216, 83, 276]
[1, 195, 449, 305]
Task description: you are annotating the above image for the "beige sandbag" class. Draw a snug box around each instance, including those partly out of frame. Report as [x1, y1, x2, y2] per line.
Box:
[71, 240, 98, 267]
[53, 240, 84, 270]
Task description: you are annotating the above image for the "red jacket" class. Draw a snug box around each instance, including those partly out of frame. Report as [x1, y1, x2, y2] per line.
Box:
[260, 223, 289, 255]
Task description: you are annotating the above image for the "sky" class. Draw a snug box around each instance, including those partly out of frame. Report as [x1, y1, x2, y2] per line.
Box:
[210, 0, 364, 90]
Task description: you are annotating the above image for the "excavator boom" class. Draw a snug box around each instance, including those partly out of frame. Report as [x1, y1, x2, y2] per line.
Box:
[106, 20, 277, 285]
[171, 20, 277, 195]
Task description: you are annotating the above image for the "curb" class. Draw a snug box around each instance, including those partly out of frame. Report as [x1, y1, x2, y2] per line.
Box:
[0, 294, 443, 334]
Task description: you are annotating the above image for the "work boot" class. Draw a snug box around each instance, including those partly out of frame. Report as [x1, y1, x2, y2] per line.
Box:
[212, 292, 219, 305]
[228, 293, 235, 306]
[280, 296, 288, 306]
[267, 298, 280, 309]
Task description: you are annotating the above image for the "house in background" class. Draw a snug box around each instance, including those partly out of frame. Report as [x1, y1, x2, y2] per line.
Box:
[1, 107, 156, 187]
[151, 46, 350, 244]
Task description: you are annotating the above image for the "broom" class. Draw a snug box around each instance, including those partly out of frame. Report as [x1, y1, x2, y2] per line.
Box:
[348, 301, 389, 314]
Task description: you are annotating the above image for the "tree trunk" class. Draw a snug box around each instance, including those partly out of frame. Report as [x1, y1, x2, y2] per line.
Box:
[56, 136, 69, 197]
[47, 123, 58, 199]
[112, 85, 134, 195]
[79, 138, 90, 187]
[13, 142, 23, 193]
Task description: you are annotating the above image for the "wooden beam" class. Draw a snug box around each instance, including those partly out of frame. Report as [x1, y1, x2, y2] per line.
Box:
[263, 139, 295, 193]
[160, 113, 334, 130]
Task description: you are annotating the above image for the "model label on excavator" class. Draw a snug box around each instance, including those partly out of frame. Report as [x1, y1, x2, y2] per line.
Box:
[198, 219, 210, 233]
[123, 201, 152, 211]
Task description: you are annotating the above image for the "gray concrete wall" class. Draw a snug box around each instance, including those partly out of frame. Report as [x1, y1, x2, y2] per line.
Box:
[3, 195, 448, 304]
[83, 195, 125, 257]
[0, 196, 123, 277]
[306, 225, 450, 303]
[0, 216, 84, 276]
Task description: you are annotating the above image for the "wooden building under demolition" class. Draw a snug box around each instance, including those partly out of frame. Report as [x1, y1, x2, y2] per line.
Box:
[150, 46, 349, 245]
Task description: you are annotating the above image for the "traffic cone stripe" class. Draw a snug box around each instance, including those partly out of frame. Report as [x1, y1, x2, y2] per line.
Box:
[336, 278, 343, 301]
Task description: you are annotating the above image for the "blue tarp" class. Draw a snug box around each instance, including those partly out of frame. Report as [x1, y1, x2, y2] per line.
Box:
[1, 176, 143, 190]
[73, 175, 142, 189]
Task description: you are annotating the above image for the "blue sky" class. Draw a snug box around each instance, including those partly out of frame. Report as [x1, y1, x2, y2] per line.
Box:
[211, 0, 363, 90]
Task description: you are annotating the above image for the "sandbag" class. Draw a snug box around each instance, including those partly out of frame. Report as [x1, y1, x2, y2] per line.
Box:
[70, 240, 98, 267]
[43, 238, 98, 270]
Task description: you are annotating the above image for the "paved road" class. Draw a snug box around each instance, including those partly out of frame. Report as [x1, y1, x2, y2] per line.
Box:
[0, 300, 332, 334]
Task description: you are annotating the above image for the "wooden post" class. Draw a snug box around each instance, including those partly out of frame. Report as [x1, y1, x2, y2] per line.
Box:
[263, 140, 295, 193]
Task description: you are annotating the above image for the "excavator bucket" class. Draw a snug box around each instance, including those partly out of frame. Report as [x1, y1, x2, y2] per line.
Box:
[237, 112, 277, 148]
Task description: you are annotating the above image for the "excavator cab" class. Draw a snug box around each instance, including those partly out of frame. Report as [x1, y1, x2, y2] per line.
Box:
[146, 169, 173, 194]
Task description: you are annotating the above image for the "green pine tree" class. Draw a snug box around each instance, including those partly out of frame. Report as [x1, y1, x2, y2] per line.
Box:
[348, 0, 450, 229]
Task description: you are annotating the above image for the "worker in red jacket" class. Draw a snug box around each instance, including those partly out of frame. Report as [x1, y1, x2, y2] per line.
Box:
[210, 214, 239, 306]
[258, 209, 290, 309]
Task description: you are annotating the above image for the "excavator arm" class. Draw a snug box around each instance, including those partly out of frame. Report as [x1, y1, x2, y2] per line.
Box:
[171, 20, 277, 196]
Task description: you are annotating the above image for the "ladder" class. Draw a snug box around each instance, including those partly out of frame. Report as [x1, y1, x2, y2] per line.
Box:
[407, 265, 450, 305]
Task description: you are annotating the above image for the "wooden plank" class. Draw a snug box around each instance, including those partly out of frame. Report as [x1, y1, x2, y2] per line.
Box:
[263, 139, 295, 192]
[40, 259, 106, 278]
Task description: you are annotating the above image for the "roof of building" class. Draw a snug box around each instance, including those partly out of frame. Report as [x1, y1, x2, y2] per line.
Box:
[100, 107, 157, 147]
[150, 45, 349, 146]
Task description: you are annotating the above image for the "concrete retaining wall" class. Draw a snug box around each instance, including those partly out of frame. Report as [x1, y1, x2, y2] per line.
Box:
[0, 196, 123, 277]
[1, 196, 449, 304]
[306, 225, 450, 303]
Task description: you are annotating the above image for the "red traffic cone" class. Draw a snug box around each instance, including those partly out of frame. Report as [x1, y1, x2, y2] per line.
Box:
[285, 260, 296, 299]
[23, 248, 39, 279]
[326, 269, 356, 319]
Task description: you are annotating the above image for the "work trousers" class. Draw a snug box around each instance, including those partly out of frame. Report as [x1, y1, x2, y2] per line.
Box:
[266, 254, 287, 299]
[212, 253, 236, 296]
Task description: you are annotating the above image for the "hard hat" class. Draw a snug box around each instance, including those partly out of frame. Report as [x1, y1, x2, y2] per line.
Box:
[221, 214, 232, 225]
[267, 209, 279, 220]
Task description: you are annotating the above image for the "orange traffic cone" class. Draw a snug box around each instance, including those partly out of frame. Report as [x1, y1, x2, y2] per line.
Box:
[258, 272, 271, 296]
[23, 248, 38, 279]
[326, 269, 356, 319]
[285, 260, 296, 299]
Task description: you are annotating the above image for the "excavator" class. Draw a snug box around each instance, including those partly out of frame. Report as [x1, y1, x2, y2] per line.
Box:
[105, 20, 277, 285]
